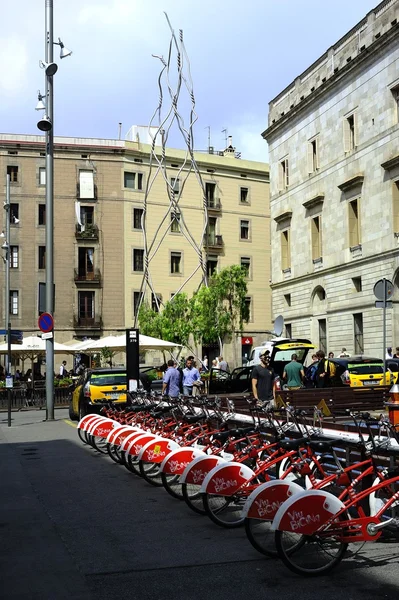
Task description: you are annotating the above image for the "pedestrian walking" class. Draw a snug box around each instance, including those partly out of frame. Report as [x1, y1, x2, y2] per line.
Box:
[218, 356, 229, 372]
[162, 359, 181, 399]
[283, 354, 305, 390]
[182, 357, 201, 396]
[251, 351, 277, 408]
[59, 360, 68, 378]
[339, 348, 350, 358]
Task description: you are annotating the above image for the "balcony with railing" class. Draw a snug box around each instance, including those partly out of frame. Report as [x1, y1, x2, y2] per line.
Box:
[75, 223, 99, 240]
[206, 198, 222, 212]
[74, 268, 102, 286]
[73, 316, 103, 330]
[205, 234, 224, 250]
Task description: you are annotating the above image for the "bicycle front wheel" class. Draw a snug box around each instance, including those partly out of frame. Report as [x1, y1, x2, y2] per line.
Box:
[244, 518, 278, 557]
[275, 524, 348, 576]
[182, 482, 206, 515]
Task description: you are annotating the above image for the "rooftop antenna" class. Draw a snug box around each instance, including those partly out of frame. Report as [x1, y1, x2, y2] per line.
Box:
[205, 125, 211, 151]
[118, 122, 122, 140]
[221, 128, 228, 148]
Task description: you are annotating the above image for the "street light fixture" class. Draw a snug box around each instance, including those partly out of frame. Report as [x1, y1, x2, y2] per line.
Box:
[36, 0, 71, 421]
[35, 91, 46, 111]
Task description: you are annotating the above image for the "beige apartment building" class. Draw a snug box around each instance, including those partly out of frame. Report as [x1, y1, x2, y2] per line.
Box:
[0, 133, 270, 367]
[263, 0, 399, 358]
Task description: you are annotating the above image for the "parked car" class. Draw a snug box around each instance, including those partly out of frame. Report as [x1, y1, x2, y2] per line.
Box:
[244, 337, 314, 367]
[209, 339, 314, 395]
[68, 367, 163, 421]
[330, 356, 395, 388]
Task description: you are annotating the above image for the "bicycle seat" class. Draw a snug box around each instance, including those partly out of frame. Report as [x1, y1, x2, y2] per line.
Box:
[183, 414, 204, 424]
[279, 438, 307, 450]
[212, 430, 232, 443]
[307, 439, 344, 452]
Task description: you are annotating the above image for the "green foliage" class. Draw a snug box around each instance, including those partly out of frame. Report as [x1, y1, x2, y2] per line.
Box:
[54, 377, 73, 387]
[138, 293, 191, 347]
[100, 346, 116, 367]
[191, 265, 249, 346]
[136, 267, 248, 352]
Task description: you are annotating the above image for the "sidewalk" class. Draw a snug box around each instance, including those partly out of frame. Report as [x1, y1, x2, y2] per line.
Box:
[2, 410, 399, 600]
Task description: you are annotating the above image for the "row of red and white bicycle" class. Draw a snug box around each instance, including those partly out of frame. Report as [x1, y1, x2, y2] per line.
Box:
[76, 399, 399, 576]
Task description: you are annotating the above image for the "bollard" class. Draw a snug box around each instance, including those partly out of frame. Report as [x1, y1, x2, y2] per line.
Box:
[385, 384, 399, 426]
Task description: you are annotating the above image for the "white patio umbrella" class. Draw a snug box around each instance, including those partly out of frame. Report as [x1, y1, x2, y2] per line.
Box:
[80, 333, 180, 352]
[0, 335, 74, 358]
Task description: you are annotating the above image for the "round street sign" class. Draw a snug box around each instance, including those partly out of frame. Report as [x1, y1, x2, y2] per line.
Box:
[38, 312, 54, 333]
[373, 279, 394, 301]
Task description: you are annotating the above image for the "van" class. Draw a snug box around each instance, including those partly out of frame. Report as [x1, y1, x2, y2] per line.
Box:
[245, 338, 314, 368]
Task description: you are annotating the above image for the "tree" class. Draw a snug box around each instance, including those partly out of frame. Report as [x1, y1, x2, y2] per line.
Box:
[190, 265, 249, 353]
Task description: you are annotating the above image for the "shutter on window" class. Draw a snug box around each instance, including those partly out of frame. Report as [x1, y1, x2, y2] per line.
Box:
[286, 228, 291, 267]
[353, 112, 358, 148]
[79, 171, 94, 199]
[393, 182, 399, 233]
[307, 142, 314, 173]
[343, 118, 350, 153]
[278, 162, 283, 190]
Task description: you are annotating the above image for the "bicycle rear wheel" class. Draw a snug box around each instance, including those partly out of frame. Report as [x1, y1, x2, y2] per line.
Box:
[139, 460, 163, 486]
[275, 521, 348, 576]
[203, 492, 246, 528]
[182, 482, 206, 515]
[161, 472, 183, 499]
[244, 518, 278, 557]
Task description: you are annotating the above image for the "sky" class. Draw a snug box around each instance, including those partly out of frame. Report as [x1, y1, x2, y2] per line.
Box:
[0, 0, 379, 162]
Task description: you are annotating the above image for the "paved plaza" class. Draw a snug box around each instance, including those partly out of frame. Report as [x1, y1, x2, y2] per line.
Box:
[1, 409, 399, 599]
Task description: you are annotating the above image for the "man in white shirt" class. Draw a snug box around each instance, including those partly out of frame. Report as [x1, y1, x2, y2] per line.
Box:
[59, 361, 68, 377]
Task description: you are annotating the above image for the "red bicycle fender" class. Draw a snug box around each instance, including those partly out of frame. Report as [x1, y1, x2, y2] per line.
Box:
[120, 430, 146, 452]
[160, 447, 206, 474]
[126, 433, 160, 456]
[138, 438, 180, 463]
[107, 425, 139, 445]
[179, 455, 227, 485]
[242, 480, 304, 520]
[90, 419, 120, 438]
[86, 417, 113, 435]
[271, 490, 345, 535]
[201, 462, 255, 496]
[78, 414, 104, 431]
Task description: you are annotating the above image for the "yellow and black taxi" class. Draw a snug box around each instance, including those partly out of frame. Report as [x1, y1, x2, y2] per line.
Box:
[331, 355, 395, 388]
[69, 368, 127, 421]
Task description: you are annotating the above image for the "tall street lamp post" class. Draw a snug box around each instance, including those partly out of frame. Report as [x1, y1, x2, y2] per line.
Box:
[37, 0, 71, 420]
[1, 175, 12, 427]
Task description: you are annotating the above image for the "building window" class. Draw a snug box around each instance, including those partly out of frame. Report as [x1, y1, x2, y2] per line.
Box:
[9, 291, 19, 315]
[279, 157, 289, 189]
[308, 137, 319, 173]
[244, 296, 252, 322]
[171, 178, 180, 195]
[391, 85, 399, 123]
[205, 182, 217, 206]
[352, 276, 362, 292]
[151, 293, 162, 312]
[78, 291, 94, 322]
[133, 248, 144, 272]
[348, 199, 361, 248]
[240, 219, 250, 240]
[393, 181, 399, 233]
[78, 247, 94, 279]
[124, 171, 143, 190]
[79, 170, 95, 199]
[240, 256, 251, 277]
[38, 204, 46, 225]
[80, 206, 94, 227]
[10, 246, 19, 269]
[284, 293, 291, 307]
[38, 246, 46, 270]
[240, 187, 249, 204]
[281, 229, 291, 270]
[311, 216, 322, 260]
[170, 210, 181, 233]
[39, 167, 46, 186]
[285, 323, 292, 338]
[10, 203, 19, 223]
[343, 113, 356, 152]
[133, 208, 144, 230]
[206, 256, 218, 277]
[133, 291, 144, 316]
[7, 165, 18, 183]
[318, 319, 327, 354]
[354, 313, 364, 354]
[171, 251, 182, 274]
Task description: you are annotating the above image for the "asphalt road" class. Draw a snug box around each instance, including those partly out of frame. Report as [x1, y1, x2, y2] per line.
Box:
[1, 409, 399, 600]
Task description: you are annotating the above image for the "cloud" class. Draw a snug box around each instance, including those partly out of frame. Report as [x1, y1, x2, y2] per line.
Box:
[232, 118, 269, 163]
[78, 0, 139, 26]
[0, 36, 28, 96]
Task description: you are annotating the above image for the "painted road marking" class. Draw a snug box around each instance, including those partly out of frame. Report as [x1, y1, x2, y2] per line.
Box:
[64, 419, 77, 428]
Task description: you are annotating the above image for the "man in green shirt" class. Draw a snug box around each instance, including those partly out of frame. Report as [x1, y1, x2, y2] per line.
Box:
[283, 354, 304, 389]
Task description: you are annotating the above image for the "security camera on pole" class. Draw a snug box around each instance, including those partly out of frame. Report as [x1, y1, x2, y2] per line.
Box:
[36, 0, 71, 420]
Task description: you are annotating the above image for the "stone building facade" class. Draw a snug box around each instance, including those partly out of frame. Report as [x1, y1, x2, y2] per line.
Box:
[0, 134, 270, 367]
[263, 0, 399, 358]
